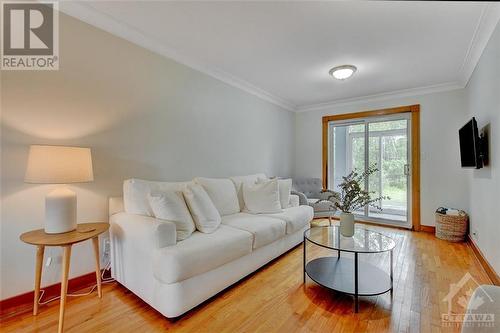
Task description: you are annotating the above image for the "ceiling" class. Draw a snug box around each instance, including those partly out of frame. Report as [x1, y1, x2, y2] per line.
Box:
[60, 1, 500, 112]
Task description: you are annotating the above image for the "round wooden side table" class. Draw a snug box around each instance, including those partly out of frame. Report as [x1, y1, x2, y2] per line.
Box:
[20, 222, 109, 333]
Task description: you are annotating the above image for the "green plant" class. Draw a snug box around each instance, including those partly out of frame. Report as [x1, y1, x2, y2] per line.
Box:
[318, 165, 390, 213]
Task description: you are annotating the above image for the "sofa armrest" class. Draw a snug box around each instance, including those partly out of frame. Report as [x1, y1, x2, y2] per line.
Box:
[109, 212, 177, 302]
[291, 190, 308, 206]
[289, 194, 300, 207]
[110, 212, 177, 249]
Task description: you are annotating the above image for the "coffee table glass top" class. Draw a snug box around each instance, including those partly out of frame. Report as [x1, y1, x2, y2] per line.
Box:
[304, 226, 395, 253]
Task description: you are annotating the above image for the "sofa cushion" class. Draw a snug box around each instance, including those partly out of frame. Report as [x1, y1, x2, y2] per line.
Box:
[148, 190, 196, 241]
[183, 183, 221, 233]
[123, 178, 190, 216]
[243, 179, 282, 214]
[261, 205, 314, 234]
[153, 225, 252, 284]
[230, 174, 267, 211]
[195, 177, 240, 216]
[222, 213, 286, 249]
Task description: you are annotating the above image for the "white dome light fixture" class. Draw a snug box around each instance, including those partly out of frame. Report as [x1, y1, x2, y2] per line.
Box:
[329, 65, 357, 80]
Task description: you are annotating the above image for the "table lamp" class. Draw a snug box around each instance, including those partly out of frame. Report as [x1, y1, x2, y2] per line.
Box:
[25, 145, 94, 234]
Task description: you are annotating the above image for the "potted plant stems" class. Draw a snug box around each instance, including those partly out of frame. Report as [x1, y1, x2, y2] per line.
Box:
[317, 165, 389, 236]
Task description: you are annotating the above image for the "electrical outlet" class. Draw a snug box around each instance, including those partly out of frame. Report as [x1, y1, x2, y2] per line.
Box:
[471, 228, 479, 241]
[102, 238, 111, 261]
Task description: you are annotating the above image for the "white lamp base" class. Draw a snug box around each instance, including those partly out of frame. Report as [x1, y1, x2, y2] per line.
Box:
[45, 187, 77, 234]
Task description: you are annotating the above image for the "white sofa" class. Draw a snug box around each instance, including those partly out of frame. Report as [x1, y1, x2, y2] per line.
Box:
[109, 174, 313, 318]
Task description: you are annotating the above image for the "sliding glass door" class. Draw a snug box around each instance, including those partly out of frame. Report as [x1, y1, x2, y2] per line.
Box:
[328, 114, 411, 227]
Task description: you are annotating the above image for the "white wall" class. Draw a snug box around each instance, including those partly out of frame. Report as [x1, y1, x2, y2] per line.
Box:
[465, 21, 500, 274]
[0, 14, 294, 300]
[294, 89, 470, 227]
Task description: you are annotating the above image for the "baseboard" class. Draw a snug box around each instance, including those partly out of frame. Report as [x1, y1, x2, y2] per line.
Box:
[419, 225, 435, 233]
[0, 270, 102, 318]
[467, 234, 500, 286]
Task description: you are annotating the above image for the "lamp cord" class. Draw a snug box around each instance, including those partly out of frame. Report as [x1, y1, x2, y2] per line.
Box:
[37, 261, 114, 305]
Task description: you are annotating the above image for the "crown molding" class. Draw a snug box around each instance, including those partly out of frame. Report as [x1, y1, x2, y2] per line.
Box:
[458, 3, 500, 87]
[296, 82, 464, 113]
[297, 3, 500, 113]
[57, 2, 296, 111]
[57, 2, 499, 114]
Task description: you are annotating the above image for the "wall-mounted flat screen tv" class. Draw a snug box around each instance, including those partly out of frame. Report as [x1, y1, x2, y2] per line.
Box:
[459, 117, 483, 169]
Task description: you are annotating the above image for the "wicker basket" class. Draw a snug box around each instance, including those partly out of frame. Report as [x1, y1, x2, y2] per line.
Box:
[435, 211, 468, 242]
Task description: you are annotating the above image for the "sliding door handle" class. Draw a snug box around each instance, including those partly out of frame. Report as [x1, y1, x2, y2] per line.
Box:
[404, 164, 410, 176]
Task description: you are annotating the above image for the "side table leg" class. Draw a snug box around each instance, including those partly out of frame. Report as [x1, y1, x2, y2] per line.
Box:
[58, 245, 72, 333]
[33, 245, 45, 315]
[354, 252, 359, 313]
[92, 237, 102, 298]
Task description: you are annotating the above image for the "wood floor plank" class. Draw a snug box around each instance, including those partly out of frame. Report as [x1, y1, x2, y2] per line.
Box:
[1, 222, 492, 332]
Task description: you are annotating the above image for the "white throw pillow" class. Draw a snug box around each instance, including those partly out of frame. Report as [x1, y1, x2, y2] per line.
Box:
[242, 179, 283, 214]
[194, 177, 240, 215]
[123, 178, 189, 216]
[278, 179, 292, 209]
[257, 178, 292, 209]
[230, 174, 267, 211]
[148, 190, 196, 241]
[183, 183, 221, 233]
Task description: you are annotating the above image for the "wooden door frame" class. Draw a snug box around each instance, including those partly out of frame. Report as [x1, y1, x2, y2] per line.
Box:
[322, 104, 421, 231]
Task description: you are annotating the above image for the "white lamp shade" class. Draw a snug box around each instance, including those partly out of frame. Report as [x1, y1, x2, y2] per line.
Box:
[25, 145, 94, 184]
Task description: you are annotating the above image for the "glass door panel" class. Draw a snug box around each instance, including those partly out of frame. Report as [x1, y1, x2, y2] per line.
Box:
[331, 123, 365, 216]
[328, 115, 411, 226]
[368, 119, 408, 222]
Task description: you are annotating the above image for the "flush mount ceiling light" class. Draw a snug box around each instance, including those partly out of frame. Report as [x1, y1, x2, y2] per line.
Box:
[329, 65, 357, 80]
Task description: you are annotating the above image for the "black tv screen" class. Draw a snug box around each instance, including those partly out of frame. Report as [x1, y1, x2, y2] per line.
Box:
[459, 117, 482, 169]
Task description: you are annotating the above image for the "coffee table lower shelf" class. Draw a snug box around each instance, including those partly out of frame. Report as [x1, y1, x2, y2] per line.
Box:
[305, 256, 392, 311]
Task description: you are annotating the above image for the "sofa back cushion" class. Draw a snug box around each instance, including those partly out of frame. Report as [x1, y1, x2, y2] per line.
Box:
[148, 190, 196, 241]
[243, 178, 282, 214]
[230, 173, 267, 211]
[194, 177, 240, 216]
[292, 178, 323, 199]
[123, 178, 190, 216]
[183, 183, 221, 233]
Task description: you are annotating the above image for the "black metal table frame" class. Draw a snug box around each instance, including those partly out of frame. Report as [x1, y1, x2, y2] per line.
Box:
[303, 228, 394, 312]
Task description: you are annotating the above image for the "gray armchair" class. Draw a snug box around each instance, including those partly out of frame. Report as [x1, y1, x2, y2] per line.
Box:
[292, 178, 339, 218]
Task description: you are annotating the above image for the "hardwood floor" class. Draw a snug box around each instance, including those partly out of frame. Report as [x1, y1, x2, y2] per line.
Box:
[1, 222, 492, 333]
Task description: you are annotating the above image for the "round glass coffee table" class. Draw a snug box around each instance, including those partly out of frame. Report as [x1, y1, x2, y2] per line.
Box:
[303, 225, 396, 312]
